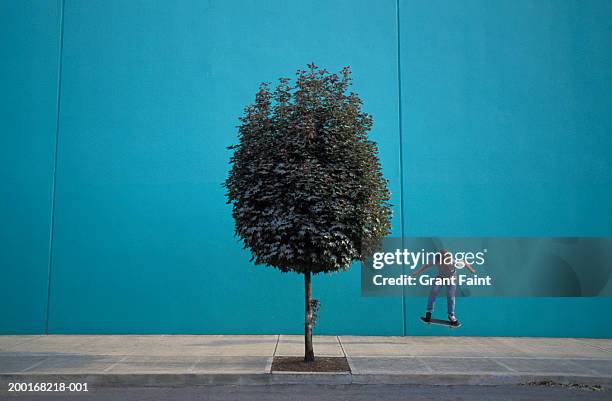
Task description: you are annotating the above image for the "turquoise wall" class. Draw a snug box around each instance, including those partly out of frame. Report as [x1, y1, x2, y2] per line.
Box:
[0, 1, 62, 334]
[400, 0, 612, 337]
[1, 0, 611, 337]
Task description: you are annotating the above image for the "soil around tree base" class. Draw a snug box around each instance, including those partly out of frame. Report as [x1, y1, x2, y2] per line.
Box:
[271, 356, 351, 372]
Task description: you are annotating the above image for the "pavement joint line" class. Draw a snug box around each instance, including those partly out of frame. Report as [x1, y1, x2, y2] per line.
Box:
[415, 357, 434, 373]
[20, 358, 48, 373]
[188, 357, 201, 373]
[490, 358, 518, 373]
[272, 335, 280, 357]
[337, 336, 347, 358]
[571, 338, 612, 353]
[103, 355, 129, 372]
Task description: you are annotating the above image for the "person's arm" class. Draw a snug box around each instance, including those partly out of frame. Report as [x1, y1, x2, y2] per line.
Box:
[410, 263, 433, 277]
[464, 261, 476, 274]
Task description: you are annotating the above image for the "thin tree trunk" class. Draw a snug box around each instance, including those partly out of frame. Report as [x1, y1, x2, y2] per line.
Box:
[304, 271, 315, 362]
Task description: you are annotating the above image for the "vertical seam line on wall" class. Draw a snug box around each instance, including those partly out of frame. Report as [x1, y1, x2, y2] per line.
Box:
[395, 0, 407, 337]
[45, 0, 66, 335]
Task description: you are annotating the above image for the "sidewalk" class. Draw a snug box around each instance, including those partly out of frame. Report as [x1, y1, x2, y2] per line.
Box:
[1, 335, 611, 387]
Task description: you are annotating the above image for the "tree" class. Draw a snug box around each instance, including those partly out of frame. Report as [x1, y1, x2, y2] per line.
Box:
[225, 64, 391, 362]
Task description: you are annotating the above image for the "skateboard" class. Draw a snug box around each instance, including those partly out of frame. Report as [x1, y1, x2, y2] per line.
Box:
[420, 316, 462, 328]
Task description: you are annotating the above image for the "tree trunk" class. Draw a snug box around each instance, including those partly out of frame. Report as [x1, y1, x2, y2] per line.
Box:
[304, 271, 315, 362]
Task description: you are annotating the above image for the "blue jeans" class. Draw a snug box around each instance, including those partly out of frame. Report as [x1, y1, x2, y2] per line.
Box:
[426, 278, 456, 317]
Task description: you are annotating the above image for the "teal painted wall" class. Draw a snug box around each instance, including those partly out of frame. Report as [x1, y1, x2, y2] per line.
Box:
[400, 0, 612, 337]
[0, 1, 62, 334]
[1, 0, 611, 337]
[47, 0, 403, 335]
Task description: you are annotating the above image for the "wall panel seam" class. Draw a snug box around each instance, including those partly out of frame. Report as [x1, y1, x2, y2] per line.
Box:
[396, 0, 407, 336]
[45, 0, 66, 335]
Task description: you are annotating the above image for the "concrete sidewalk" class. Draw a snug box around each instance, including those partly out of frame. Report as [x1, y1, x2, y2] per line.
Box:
[1, 335, 611, 387]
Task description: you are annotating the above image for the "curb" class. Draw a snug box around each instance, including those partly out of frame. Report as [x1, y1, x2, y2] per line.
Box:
[1, 373, 611, 388]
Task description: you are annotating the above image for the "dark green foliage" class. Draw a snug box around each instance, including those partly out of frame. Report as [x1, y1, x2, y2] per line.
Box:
[226, 64, 392, 274]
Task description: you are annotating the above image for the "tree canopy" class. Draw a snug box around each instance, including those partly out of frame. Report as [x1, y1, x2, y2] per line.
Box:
[226, 64, 392, 274]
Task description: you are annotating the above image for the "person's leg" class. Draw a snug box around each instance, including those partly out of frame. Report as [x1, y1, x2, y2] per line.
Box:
[426, 283, 441, 313]
[446, 282, 457, 318]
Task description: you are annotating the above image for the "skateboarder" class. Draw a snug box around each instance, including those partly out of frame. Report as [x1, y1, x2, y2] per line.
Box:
[410, 249, 476, 326]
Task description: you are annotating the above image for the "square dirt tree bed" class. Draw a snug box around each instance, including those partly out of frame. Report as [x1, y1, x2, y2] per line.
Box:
[271, 356, 351, 372]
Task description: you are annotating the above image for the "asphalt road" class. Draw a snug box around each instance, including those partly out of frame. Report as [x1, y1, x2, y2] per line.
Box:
[1, 384, 609, 401]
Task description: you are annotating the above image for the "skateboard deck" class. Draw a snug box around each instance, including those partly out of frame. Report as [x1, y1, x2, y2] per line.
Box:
[420, 316, 462, 328]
